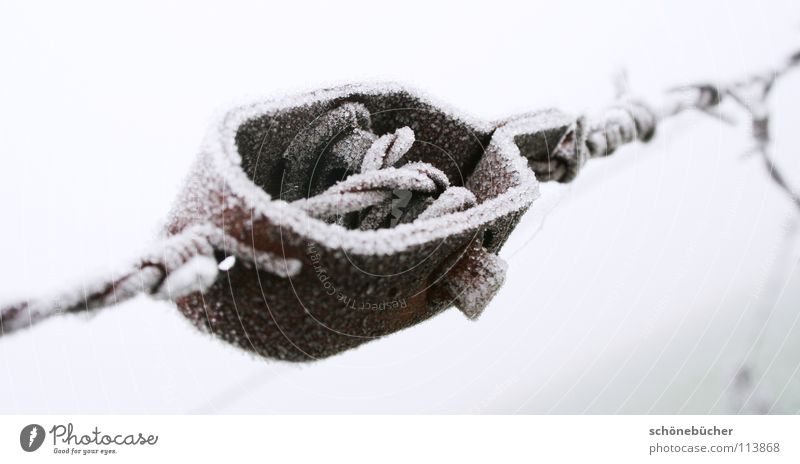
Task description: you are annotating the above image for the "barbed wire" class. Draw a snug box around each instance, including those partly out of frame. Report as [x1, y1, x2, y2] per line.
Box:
[527, 49, 800, 212]
[1, 49, 798, 340]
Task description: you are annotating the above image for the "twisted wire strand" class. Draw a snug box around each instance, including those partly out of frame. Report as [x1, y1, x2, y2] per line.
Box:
[0, 223, 306, 336]
[535, 49, 800, 194]
[291, 162, 450, 220]
[288, 122, 474, 225]
[0, 225, 221, 336]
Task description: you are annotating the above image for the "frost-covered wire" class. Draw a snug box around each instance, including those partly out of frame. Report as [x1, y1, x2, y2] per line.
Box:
[0, 225, 216, 335]
[1, 48, 798, 342]
[529, 49, 800, 211]
[0, 224, 300, 336]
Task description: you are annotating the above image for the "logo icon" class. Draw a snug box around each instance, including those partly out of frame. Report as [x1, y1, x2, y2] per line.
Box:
[20, 424, 45, 452]
[389, 189, 412, 227]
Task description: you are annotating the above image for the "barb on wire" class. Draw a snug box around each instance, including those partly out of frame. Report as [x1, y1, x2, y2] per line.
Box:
[538, 48, 800, 211]
[660, 50, 800, 211]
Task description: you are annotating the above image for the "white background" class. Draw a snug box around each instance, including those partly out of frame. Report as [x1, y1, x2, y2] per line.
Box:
[1, 0, 799, 414]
